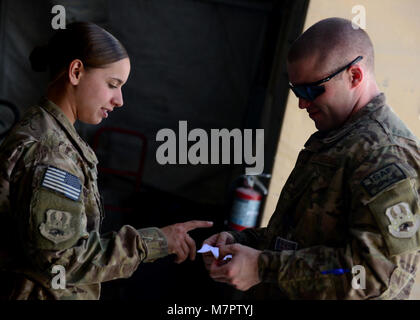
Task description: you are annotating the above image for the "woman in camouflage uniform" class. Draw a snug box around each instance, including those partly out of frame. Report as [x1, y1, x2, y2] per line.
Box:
[0, 22, 212, 300]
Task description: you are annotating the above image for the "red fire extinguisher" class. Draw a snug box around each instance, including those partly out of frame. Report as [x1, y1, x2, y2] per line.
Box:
[228, 174, 271, 231]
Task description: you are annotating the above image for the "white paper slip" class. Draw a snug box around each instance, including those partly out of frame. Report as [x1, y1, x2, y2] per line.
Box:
[197, 244, 232, 260]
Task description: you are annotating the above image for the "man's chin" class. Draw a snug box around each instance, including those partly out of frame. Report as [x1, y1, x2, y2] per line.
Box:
[314, 120, 331, 132]
[315, 120, 343, 132]
[314, 121, 324, 131]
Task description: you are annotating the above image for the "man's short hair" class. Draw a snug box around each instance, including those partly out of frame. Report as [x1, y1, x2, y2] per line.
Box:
[288, 17, 375, 76]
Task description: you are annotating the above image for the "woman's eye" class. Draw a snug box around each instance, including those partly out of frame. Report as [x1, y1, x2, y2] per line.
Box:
[108, 84, 117, 89]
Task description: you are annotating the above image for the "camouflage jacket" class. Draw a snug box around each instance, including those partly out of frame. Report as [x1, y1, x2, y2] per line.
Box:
[232, 93, 420, 299]
[0, 98, 168, 300]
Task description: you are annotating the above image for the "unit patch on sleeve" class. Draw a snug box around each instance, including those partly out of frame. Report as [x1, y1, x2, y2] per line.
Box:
[386, 202, 420, 238]
[39, 209, 75, 244]
[41, 166, 82, 201]
[361, 163, 406, 197]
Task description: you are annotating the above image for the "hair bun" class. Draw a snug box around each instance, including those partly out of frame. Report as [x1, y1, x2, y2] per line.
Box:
[29, 46, 49, 72]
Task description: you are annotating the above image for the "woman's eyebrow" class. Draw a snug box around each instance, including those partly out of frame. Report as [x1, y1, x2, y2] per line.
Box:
[110, 77, 123, 84]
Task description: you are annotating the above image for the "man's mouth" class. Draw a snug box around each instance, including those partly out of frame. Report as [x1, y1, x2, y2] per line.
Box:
[308, 109, 321, 118]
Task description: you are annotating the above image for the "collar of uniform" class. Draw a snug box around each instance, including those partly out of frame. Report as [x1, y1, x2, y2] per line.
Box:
[38, 97, 98, 167]
[304, 93, 386, 151]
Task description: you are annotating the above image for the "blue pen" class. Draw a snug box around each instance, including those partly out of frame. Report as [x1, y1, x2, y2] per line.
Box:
[321, 268, 350, 275]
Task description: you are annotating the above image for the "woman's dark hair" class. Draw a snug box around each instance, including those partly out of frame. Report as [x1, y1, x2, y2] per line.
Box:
[29, 22, 128, 79]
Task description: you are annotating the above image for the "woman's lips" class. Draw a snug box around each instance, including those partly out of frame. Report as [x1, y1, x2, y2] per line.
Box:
[101, 108, 109, 118]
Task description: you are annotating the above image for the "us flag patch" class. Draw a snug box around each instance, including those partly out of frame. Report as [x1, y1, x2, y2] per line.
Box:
[41, 166, 82, 201]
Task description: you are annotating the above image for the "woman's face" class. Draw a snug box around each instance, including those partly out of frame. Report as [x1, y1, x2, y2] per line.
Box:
[74, 58, 131, 124]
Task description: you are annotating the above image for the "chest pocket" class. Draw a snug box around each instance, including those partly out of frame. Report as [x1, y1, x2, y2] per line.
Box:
[280, 151, 317, 203]
[82, 166, 104, 231]
[265, 150, 318, 247]
[291, 155, 348, 247]
[310, 158, 344, 213]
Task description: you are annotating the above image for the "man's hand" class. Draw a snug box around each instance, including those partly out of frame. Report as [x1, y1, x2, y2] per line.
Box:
[202, 232, 235, 271]
[160, 220, 213, 263]
[209, 243, 262, 291]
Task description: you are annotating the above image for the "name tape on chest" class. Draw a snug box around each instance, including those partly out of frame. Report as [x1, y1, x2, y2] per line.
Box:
[41, 166, 82, 201]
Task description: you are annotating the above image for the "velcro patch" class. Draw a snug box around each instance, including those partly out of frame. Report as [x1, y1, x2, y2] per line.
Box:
[367, 178, 420, 256]
[39, 209, 75, 244]
[361, 164, 406, 197]
[41, 166, 81, 201]
[386, 202, 420, 238]
[274, 236, 298, 251]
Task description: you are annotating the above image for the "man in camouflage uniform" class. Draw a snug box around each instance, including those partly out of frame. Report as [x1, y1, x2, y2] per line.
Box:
[0, 97, 211, 299]
[204, 18, 420, 299]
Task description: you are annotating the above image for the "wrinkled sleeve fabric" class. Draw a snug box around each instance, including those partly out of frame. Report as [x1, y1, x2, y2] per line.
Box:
[257, 145, 420, 299]
[229, 228, 267, 248]
[11, 141, 168, 288]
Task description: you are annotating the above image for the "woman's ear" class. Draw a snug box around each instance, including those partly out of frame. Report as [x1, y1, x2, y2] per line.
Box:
[68, 59, 84, 85]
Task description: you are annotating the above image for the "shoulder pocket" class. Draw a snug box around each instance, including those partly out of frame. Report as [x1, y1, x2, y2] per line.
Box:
[29, 166, 88, 250]
[368, 178, 420, 256]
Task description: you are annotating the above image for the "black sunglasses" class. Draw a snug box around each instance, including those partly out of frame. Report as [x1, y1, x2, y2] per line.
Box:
[289, 56, 363, 101]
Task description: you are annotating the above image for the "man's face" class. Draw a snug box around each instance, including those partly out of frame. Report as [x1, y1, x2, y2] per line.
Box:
[287, 55, 355, 132]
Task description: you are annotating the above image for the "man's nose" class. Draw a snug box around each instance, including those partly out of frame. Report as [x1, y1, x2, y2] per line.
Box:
[298, 98, 312, 109]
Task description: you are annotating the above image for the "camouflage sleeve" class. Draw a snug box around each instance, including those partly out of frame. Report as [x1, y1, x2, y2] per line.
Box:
[257, 145, 420, 299]
[11, 142, 168, 286]
[136, 227, 168, 263]
[229, 228, 267, 248]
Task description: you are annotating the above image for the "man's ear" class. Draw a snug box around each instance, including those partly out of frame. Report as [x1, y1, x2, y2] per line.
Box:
[68, 59, 84, 86]
[349, 65, 363, 88]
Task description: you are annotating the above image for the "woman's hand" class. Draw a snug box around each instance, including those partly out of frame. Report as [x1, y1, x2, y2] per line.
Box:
[160, 220, 213, 263]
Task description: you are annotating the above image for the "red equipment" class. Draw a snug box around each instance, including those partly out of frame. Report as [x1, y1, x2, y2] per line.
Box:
[228, 174, 270, 231]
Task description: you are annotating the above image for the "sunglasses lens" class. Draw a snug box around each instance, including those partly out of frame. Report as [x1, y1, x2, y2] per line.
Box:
[290, 86, 307, 100]
[307, 85, 325, 100]
[290, 85, 325, 101]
